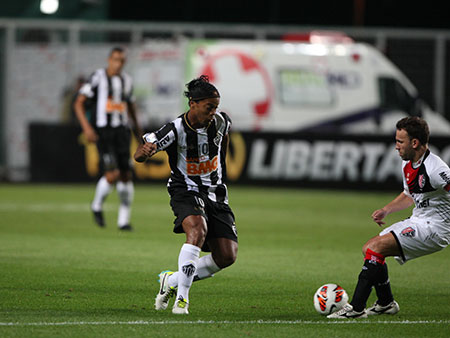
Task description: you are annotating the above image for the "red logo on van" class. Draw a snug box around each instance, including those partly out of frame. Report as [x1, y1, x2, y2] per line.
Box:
[199, 50, 273, 121]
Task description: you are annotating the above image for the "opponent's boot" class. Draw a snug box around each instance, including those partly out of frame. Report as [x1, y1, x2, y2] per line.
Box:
[327, 304, 367, 319]
[366, 300, 399, 315]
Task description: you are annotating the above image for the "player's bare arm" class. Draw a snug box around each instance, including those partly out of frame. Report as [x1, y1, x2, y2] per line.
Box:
[371, 192, 414, 226]
[134, 142, 157, 162]
[222, 134, 229, 157]
[74, 94, 98, 142]
[127, 102, 143, 139]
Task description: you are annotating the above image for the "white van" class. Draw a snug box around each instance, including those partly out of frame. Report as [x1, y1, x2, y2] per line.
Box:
[186, 32, 450, 135]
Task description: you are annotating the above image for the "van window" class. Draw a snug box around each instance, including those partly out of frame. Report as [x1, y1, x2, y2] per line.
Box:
[378, 77, 416, 114]
[278, 68, 333, 106]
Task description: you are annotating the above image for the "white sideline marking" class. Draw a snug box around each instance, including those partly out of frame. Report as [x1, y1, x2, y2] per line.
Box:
[1, 320, 449, 326]
[0, 203, 113, 212]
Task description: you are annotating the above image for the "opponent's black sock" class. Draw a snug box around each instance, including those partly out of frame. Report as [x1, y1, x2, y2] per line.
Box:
[374, 262, 394, 306]
[350, 249, 385, 312]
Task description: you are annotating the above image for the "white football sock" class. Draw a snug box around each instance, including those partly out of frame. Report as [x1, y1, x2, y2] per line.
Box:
[176, 243, 200, 303]
[117, 181, 134, 227]
[168, 254, 221, 288]
[91, 176, 112, 211]
[196, 254, 221, 279]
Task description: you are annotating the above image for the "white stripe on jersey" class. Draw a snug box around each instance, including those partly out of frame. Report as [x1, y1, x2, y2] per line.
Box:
[111, 76, 125, 127]
[97, 71, 108, 127]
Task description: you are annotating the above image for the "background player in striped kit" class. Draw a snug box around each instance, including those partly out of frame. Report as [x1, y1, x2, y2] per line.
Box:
[134, 76, 238, 314]
[74, 47, 142, 231]
[328, 117, 450, 319]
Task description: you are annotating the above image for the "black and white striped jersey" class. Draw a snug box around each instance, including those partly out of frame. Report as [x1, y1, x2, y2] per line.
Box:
[143, 112, 232, 204]
[79, 68, 134, 128]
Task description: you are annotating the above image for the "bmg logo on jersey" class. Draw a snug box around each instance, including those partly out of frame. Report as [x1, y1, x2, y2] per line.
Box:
[187, 155, 219, 175]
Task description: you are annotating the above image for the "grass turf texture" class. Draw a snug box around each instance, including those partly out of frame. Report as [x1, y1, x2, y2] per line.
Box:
[0, 184, 449, 337]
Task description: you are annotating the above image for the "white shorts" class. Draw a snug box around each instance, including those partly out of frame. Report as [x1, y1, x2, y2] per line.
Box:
[379, 218, 449, 264]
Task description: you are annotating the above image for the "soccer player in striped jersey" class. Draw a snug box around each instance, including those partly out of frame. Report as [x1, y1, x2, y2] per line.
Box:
[329, 117, 450, 319]
[134, 75, 238, 314]
[74, 47, 142, 231]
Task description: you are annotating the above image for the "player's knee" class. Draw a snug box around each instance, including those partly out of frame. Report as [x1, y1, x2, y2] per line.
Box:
[213, 245, 237, 269]
[215, 252, 237, 269]
[105, 170, 119, 183]
[362, 237, 382, 255]
[362, 242, 370, 256]
[119, 170, 131, 182]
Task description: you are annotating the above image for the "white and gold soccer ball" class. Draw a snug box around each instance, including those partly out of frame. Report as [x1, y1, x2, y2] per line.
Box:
[313, 283, 349, 315]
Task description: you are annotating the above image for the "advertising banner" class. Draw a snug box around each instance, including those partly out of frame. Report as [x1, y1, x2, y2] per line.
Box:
[29, 124, 450, 191]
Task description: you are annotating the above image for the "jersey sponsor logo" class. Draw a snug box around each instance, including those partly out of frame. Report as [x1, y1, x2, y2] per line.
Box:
[157, 134, 172, 148]
[106, 99, 126, 113]
[400, 226, 416, 237]
[439, 171, 450, 185]
[186, 156, 218, 175]
[416, 198, 430, 209]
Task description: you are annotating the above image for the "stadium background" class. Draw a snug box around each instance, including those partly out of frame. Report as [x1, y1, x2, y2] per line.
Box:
[0, 0, 449, 186]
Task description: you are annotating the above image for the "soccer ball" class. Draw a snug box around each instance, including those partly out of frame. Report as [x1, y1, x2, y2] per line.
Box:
[313, 283, 349, 315]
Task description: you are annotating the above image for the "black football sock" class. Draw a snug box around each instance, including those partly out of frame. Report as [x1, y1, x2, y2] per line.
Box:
[350, 249, 385, 312]
[374, 263, 394, 306]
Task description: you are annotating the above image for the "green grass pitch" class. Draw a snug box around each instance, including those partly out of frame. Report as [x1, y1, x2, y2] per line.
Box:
[0, 184, 449, 337]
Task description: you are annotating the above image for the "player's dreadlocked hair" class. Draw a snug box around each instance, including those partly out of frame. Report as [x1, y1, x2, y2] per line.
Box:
[396, 116, 429, 145]
[184, 75, 220, 102]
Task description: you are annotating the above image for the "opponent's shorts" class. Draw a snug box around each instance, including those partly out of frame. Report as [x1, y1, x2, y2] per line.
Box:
[96, 126, 131, 172]
[380, 218, 449, 264]
[169, 189, 238, 252]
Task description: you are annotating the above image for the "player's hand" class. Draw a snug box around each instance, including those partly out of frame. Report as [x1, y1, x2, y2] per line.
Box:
[134, 142, 157, 162]
[371, 208, 387, 226]
[84, 128, 98, 143]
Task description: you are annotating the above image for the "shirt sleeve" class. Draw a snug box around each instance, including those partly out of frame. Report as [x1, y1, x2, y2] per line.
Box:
[431, 165, 450, 192]
[142, 122, 176, 152]
[78, 71, 100, 98]
[220, 112, 232, 135]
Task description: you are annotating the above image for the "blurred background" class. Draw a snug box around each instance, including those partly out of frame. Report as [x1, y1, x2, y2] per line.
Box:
[1, 0, 449, 190]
